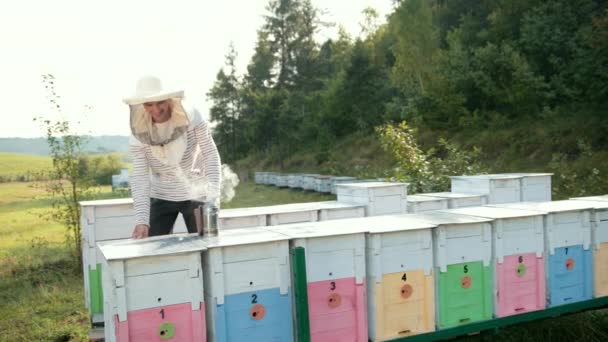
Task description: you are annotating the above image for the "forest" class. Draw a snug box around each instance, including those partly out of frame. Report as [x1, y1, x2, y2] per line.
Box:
[208, 0, 608, 197]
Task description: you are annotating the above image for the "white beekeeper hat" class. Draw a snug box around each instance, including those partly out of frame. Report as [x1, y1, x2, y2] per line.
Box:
[123, 75, 184, 105]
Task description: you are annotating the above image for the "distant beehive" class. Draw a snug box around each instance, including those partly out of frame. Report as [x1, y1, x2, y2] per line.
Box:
[111, 168, 130, 190]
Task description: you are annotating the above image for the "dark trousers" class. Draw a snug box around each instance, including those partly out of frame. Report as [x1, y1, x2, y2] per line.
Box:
[149, 198, 202, 236]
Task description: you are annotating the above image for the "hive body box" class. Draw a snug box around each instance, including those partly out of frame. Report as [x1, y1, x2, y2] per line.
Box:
[406, 195, 449, 213]
[363, 216, 437, 341]
[218, 207, 267, 230]
[314, 176, 335, 193]
[264, 172, 279, 185]
[330, 177, 358, 194]
[267, 201, 366, 226]
[98, 235, 207, 342]
[417, 192, 488, 209]
[275, 174, 289, 187]
[492, 201, 594, 307]
[288, 174, 304, 188]
[337, 182, 408, 217]
[297, 174, 321, 190]
[254, 172, 268, 184]
[218, 201, 366, 230]
[503, 173, 553, 202]
[202, 228, 294, 342]
[268, 220, 369, 342]
[447, 207, 546, 317]
[569, 197, 608, 297]
[80, 199, 188, 324]
[450, 175, 523, 204]
[415, 212, 494, 329]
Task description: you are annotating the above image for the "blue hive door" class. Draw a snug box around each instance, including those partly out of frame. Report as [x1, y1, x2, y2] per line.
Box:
[215, 288, 294, 342]
[548, 245, 593, 307]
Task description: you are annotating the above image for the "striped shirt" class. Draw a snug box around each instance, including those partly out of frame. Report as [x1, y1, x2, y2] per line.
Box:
[129, 108, 221, 226]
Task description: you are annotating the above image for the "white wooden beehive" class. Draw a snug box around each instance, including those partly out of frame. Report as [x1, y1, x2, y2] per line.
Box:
[417, 192, 488, 209]
[337, 182, 408, 216]
[80, 199, 188, 324]
[450, 174, 523, 204]
[275, 174, 289, 187]
[202, 227, 292, 342]
[406, 195, 449, 213]
[218, 207, 267, 229]
[80, 199, 188, 247]
[446, 206, 545, 262]
[267, 220, 368, 284]
[330, 176, 357, 194]
[364, 215, 437, 339]
[254, 172, 267, 184]
[504, 173, 553, 202]
[490, 201, 593, 255]
[288, 174, 302, 188]
[99, 234, 207, 342]
[570, 196, 608, 248]
[314, 176, 335, 193]
[413, 211, 493, 272]
[316, 201, 366, 221]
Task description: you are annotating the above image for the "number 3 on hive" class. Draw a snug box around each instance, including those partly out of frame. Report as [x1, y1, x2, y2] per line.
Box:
[330, 281, 336, 291]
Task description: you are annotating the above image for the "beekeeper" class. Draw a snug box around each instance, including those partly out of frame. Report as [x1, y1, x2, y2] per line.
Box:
[124, 75, 221, 238]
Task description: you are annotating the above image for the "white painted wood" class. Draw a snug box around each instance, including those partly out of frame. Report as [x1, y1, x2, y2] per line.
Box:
[319, 206, 365, 221]
[337, 182, 408, 216]
[417, 192, 488, 209]
[314, 176, 334, 193]
[99, 234, 207, 338]
[406, 195, 449, 213]
[450, 174, 523, 204]
[447, 206, 545, 262]
[568, 198, 608, 249]
[269, 209, 318, 225]
[203, 233, 291, 304]
[490, 201, 594, 254]
[366, 226, 434, 283]
[219, 214, 266, 229]
[330, 176, 357, 194]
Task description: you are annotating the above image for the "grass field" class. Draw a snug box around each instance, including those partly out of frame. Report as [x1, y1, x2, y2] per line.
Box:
[0, 152, 51, 181]
[0, 180, 607, 341]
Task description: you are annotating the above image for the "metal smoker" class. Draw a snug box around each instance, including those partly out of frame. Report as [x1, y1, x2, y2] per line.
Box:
[194, 201, 219, 237]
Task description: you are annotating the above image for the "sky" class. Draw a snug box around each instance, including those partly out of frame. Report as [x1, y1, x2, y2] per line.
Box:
[0, 0, 394, 138]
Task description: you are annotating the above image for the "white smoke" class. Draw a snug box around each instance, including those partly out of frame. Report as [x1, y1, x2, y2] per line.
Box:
[180, 164, 240, 205]
[219, 164, 240, 203]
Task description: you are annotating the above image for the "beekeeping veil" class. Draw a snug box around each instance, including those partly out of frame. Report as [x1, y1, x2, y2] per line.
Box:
[123, 76, 190, 165]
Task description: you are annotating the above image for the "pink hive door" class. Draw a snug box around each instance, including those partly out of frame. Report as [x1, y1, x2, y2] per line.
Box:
[496, 253, 545, 317]
[114, 302, 206, 342]
[307, 277, 367, 342]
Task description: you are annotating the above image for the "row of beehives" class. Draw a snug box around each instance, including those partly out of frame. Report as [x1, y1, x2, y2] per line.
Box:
[79, 173, 552, 328]
[95, 194, 608, 342]
[255, 171, 554, 202]
[255, 171, 385, 194]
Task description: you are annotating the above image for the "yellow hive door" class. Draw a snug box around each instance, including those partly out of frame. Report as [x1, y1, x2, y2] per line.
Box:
[375, 270, 435, 340]
[594, 243, 608, 297]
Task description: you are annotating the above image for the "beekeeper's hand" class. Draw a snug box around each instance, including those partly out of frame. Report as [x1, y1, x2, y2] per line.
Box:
[132, 224, 149, 239]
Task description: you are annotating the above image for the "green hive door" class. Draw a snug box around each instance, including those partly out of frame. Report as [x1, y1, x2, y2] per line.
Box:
[89, 264, 104, 316]
[437, 261, 492, 328]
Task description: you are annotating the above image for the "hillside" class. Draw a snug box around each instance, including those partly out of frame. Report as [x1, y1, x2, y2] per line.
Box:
[0, 136, 129, 156]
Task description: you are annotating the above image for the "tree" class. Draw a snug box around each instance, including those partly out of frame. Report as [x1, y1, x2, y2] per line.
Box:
[34, 74, 94, 262]
[208, 43, 243, 162]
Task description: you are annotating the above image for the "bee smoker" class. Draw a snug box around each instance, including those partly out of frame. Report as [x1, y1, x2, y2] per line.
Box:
[193, 201, 219, 237]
